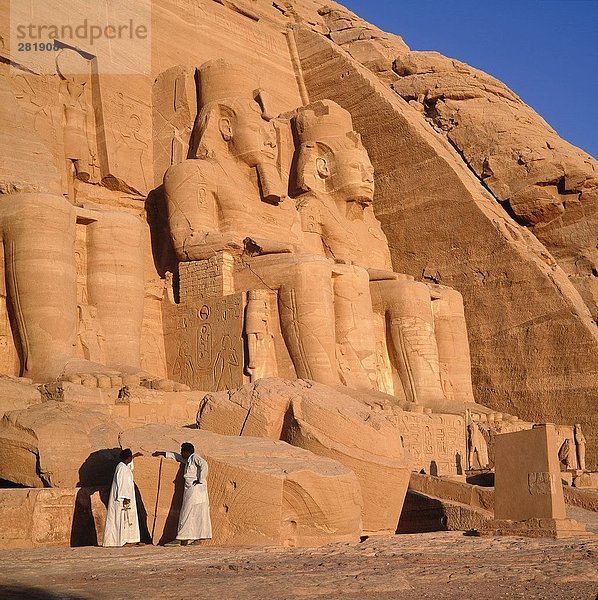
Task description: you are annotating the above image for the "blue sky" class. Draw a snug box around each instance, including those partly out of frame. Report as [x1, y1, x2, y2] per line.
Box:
[341, 0, 598, 158]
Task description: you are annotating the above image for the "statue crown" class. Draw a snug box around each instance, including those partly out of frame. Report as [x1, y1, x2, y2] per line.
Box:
[295, 100, 356, 145]
[198, 59, 260, 107]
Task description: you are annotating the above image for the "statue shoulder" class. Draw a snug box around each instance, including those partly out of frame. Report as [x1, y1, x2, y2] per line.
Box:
[164, 158, 217, 190]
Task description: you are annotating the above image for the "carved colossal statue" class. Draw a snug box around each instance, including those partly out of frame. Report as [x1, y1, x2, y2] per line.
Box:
[0, 60, 179, 388]
[163, 62, 477, 404]
[293, 100, 475, 404]
[163, 59, 340, 386]
[0, 193, 151, 385]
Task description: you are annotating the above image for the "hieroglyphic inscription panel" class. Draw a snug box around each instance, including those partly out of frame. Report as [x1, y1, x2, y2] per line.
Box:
[395, 412, 466, 476]
[163, 292, 245, 391]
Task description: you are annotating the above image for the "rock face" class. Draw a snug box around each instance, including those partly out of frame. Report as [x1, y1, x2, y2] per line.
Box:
[0, 0, 591, 464]
[0, 402, 123, 488]
[292, 22, 598, 466]
[198, 378, 472, 532]
[121, 426, 363, 546]
[316, 4, 598, 323]
[391, 53, 598, 322]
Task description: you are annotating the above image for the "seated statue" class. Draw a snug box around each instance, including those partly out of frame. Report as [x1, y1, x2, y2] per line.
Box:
[292, 100, 475, 405]
[0, 193, 169, 387]
[163, 59, 341, 386]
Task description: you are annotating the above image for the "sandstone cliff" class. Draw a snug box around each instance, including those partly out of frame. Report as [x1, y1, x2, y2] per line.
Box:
[0, 0, 595, 464]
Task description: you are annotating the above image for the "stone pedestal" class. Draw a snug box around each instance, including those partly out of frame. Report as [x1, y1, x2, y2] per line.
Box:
[482, 424, 587, 538]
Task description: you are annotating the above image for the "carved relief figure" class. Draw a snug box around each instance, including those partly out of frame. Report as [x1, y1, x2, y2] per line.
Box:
[212, 335, 239, 390]
[245, 289, 277, 382]
[173, 341, 195, 384]
[77, 304, 105, 363]
[293, 100, 475, 404]
[56, 49, 95, 193]
[163, 60, 340, 386]
[558, 438, 573, 471]
[114, 103, 150, 193]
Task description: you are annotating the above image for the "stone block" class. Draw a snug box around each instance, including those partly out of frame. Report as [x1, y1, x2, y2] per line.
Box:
[163, 288, 245, 391]
[198, 379, 412, 534]
[483, 424, 586, 537]
[0, 402, 123, 488]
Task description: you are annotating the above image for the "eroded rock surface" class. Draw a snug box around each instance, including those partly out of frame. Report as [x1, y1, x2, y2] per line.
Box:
[121, 425, 363, 546]
[315, 3, 598, 322]
[199, 379, 412, 532]
[0, 402, 123, 488]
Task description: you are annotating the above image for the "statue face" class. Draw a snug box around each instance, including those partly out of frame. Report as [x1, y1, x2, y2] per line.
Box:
[329, 143, 374, 205]
[220, 102, 277, 168]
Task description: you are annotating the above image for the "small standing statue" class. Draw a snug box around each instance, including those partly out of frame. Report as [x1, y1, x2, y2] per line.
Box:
[56, 49, 94, 191]
[245, 289, 277, 382]
[467, 414, 489, 470]
[574, 424, 587, 472]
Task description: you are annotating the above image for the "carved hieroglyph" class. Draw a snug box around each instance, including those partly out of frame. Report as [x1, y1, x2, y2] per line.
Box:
[163, 290, 245, 391]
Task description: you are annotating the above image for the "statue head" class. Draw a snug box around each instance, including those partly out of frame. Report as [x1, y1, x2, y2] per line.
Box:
[56, 48, 90, 93]
[294, 100, 374, 206]
[192, 60, 283, 203]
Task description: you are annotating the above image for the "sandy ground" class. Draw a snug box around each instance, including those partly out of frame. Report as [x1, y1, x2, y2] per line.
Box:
[1, 525, 597, 600]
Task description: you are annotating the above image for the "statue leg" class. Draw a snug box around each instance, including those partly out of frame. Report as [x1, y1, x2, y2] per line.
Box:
[277, 257, 338, 385]
[86, 210, 145, 370]
[238, 255, 339, 386]
[332, 265, 377, 390]
[429, 284, 475, 402]
[0, 193, 78, 381]
[371, 279, 445, 405]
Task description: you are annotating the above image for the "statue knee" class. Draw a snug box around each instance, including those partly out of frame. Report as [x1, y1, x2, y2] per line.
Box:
[289, 257, 333, 291]
[0, 192, 73, 219]
[373, 279, 432, 316]
[429, 283, 466, 318]
[0, 193, 75, 243]
[90, 209, 144, 244]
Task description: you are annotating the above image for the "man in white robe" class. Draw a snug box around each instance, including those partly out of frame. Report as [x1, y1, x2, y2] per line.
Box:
[153, 442, 212, 546]
[103, 448, 143, 547]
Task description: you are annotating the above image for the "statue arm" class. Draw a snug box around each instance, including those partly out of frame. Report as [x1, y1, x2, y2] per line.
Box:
[164, 160, 246, 260]
[318, 207, 357, 263]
